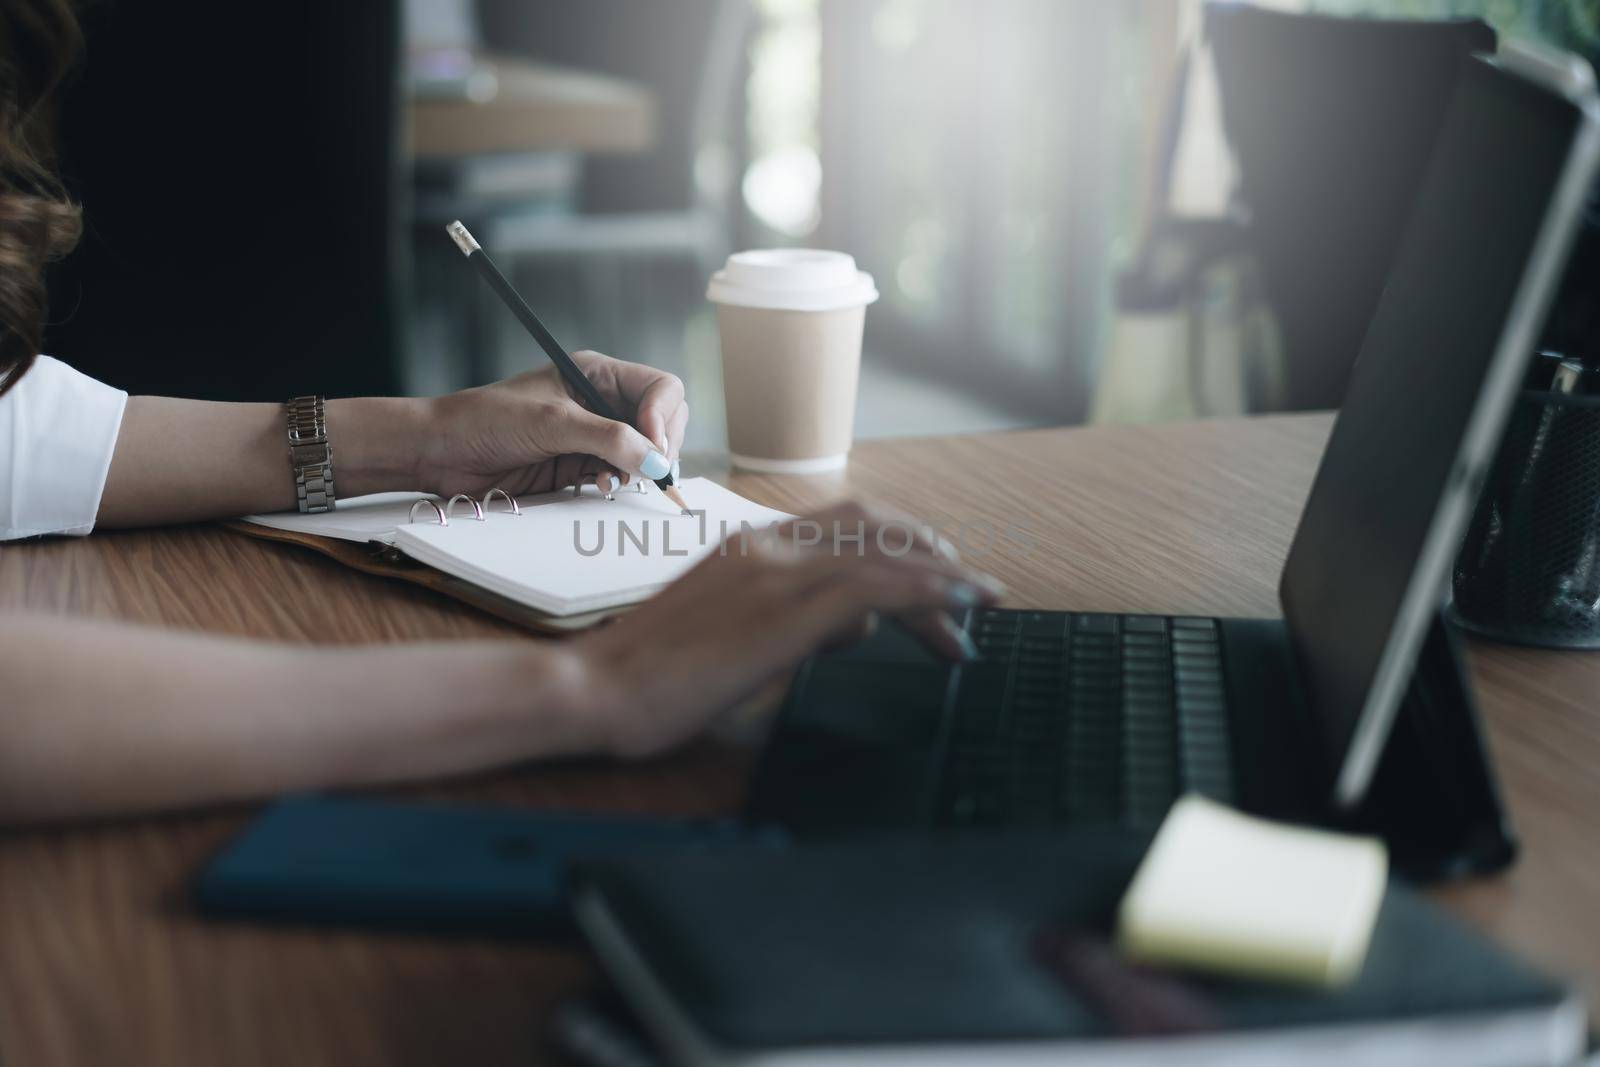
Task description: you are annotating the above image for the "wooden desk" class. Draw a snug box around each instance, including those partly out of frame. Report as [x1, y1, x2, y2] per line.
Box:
[2, 413, 1596, 1065]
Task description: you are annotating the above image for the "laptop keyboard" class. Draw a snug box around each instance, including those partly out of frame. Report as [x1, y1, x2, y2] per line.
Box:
[936, 609, 1236, 829]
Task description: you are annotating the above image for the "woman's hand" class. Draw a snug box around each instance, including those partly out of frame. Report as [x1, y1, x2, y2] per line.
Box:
[414, 351, 688, 498]
[98, 350, 684, 527]
[569, 501, 1004, 759]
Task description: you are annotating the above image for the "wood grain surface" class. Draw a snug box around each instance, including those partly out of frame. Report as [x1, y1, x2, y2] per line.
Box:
[1, 412, 1596, 1065]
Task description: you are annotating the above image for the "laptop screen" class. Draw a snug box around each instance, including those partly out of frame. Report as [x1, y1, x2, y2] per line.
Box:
[1279, 54, 1597, 807]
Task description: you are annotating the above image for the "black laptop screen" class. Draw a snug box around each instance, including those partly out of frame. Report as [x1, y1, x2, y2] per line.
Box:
[1279, 57, 1589, 798]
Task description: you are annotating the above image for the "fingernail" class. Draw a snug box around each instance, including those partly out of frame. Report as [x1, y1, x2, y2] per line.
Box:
[640, 449, 671, 480]
[670, 458, 681, 482]
[945, 581, 984, 608]
[951, 624, 980, 661]
[603, 474, 620, 494]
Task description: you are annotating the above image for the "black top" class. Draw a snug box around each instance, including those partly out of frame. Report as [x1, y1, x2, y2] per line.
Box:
[44, 1, 403, 401]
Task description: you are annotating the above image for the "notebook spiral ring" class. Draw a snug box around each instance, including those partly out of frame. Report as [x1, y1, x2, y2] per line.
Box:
[407, 498, 448, 527]
[406, 481, 616, 527]
[444, 494, 486, 522]
[482, 488, 521, 516]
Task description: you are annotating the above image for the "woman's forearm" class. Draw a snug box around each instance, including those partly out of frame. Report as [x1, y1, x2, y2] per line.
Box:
[0, 614, 595, 822]
[97, 395, 430, 527]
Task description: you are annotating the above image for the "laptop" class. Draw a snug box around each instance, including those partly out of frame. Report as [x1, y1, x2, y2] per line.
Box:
[748, 46, 1600, 878]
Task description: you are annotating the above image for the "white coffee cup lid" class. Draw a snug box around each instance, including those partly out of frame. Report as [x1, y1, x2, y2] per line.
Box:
[707, 249, 879, 312]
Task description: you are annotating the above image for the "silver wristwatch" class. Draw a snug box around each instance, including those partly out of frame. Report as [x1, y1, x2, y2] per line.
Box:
[286, 395, 336, 513]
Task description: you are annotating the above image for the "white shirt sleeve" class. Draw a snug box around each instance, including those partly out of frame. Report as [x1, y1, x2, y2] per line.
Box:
[0, 356, 128, 541]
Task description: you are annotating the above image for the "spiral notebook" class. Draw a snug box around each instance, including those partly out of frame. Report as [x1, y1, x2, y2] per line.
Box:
[241, 478, 791, 620]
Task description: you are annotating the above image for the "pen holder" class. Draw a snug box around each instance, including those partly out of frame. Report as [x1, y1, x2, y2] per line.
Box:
[1451, 388, 1600, 649]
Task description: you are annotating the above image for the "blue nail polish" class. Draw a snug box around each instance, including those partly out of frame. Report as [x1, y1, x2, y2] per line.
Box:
[946, 581, 983, 608]
[640, 449, 671, 480]
[603, 474, 620, 494]
[954, 628, 980, 661]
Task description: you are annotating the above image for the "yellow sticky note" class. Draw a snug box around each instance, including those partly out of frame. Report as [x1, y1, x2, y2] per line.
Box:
[1116, 795, 1388, 987]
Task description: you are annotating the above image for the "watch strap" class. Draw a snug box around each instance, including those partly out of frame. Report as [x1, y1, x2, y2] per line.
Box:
[286, 395, 335, 513]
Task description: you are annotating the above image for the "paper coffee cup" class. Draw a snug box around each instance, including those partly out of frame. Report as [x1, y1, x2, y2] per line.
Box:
[707, 249, 878, 473]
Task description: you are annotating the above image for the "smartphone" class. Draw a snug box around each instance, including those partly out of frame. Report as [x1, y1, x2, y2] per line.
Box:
[195, 794, 780, 939]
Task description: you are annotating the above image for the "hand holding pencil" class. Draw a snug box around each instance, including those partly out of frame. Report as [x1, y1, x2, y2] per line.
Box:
[448, 221, 692, 513]
[411, 351, 687, 500]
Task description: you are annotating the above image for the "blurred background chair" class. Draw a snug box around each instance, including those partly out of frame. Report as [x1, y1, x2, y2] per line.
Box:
[403, 0, 669, 395]
[456, 0, 752, 385]
[1211, 5, 1496, 411]
[1094, 36, 1258, 424]
[1098, 5, 1496, 421]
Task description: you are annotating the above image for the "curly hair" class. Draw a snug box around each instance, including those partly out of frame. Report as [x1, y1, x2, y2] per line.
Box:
[0, 0, 82, 398]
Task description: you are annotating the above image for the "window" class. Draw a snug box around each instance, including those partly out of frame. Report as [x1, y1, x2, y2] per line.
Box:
[811, 0, 1174, 421]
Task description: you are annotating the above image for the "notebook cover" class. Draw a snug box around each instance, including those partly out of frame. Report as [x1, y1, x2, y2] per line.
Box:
[569, 831, 1575, 1054]
[223, 520, 617, 634]
[227, 477, 788, 628]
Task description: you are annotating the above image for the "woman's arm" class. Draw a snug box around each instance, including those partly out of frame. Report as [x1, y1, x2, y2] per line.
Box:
[96, 395, 427, 526]
[95, 351, 689, 528]
[0, 503, 1000, 824]
[0, 612, 591, 822]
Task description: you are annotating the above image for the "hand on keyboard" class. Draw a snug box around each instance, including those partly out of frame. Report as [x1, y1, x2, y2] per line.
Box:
[575, 500, 1005, 758]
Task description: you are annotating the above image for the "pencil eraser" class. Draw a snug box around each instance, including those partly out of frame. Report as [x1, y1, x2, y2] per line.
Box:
[1116, 795, 1388, 987]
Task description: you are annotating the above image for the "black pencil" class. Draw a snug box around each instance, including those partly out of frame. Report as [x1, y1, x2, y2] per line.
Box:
[445, 220, 688, 513]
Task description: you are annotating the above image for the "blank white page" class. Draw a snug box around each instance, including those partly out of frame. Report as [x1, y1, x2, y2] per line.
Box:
[241, 492, 432, 544]
[390, 478, 792, 616]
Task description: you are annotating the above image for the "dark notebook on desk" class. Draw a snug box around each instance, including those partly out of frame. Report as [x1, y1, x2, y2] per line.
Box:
[748, 47, 1600, 878]
[568, 833, 1584, 1067]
